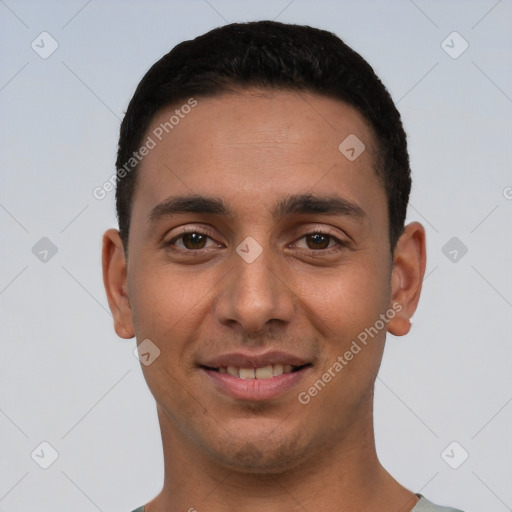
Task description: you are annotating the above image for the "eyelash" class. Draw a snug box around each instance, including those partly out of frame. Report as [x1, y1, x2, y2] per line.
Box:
[164, 227, 350, 254]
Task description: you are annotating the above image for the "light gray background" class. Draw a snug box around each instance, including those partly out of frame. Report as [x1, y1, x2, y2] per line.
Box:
[1, 1, 511, 511]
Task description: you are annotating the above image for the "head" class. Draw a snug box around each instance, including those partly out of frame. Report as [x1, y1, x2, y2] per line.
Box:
[103, 21, 426, 474]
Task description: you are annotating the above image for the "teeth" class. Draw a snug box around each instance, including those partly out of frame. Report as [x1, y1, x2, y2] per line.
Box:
[227, 366, 238, 377]
[217, 364, 297, 379]
[273, 364, 283, 377]
[255, 365, 273, 379]
[239, 368, 255, 379]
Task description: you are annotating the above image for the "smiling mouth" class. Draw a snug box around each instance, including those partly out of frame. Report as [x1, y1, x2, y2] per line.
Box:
[202, 364, 311, 379]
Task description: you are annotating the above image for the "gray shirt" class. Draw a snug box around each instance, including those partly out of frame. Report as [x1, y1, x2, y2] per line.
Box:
[130, 494, 465, 511]
[412, 494, 465, 511]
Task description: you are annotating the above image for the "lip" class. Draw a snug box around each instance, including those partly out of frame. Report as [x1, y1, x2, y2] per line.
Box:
[200, 350, 309, 369]
[201, 365, 311, 401]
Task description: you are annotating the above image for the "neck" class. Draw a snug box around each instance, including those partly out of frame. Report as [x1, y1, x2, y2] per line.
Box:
[145, 397, 418, 512]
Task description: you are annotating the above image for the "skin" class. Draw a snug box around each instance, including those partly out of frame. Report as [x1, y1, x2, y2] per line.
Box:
[102, 89, 426, 512]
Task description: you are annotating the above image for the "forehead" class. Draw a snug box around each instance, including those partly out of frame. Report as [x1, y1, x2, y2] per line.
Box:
[131, 89, 384, 225]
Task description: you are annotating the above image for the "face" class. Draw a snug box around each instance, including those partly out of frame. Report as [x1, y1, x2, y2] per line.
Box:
[103, 89, 425, 474]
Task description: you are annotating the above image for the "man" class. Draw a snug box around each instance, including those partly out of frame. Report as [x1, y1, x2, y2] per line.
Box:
[102, 21, 464, 512]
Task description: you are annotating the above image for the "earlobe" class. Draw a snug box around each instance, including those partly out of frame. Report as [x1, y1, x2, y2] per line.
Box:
[102, 229, 135, 339]
[387, 222, 426, 337]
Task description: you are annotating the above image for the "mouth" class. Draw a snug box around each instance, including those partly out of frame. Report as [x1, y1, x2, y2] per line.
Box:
[199, 351, 313, 401]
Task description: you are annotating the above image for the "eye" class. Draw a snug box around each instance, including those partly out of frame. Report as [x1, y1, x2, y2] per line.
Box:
[293, 230, 349, 252]
[166, 230, 221, 251]
[303, 233, 335, 250]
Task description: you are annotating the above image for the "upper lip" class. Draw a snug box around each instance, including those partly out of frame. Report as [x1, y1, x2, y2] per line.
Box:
[200, 350, 310, 369]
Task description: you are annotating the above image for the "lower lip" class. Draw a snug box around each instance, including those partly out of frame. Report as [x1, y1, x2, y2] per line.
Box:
[202, 367, 310, 401]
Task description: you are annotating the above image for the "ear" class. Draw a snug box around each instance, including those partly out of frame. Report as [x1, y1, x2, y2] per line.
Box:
[387, 222, 427, 337]
[102, 229, 134, 339]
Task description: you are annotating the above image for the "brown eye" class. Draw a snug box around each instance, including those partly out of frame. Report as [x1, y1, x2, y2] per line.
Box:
[305, 233, 332, 250]
[164, 228, 222, 253]
[181, 232, 207, 249]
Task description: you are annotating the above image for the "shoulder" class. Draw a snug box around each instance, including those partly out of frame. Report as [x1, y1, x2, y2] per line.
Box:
[129, 507, 145, 512]
[412, 494, 465, 512]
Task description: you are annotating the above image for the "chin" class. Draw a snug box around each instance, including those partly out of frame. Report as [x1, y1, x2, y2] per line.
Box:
[207, 427, 310, 474]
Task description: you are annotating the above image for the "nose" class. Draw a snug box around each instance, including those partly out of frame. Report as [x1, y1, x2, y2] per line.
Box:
[214, 245, 295, 336]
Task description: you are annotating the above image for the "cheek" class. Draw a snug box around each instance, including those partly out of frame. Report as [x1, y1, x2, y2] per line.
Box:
[128, 265, 212, 346]
[298, 259, 391, 339]
[306, 261, 391, 398]
[130, 268, 213, 415]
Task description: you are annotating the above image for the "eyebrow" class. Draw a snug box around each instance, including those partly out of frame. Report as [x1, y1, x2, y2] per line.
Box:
[273, 193, 367, 220]
[149, 195, 228, 223]
[148, 193, 368, 224]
